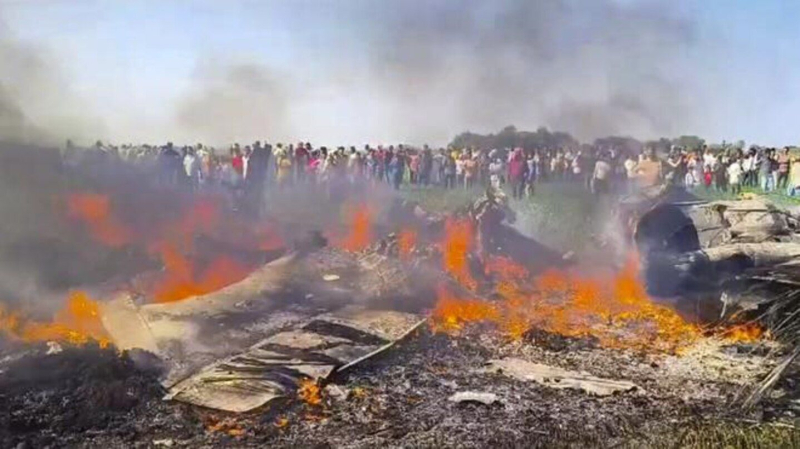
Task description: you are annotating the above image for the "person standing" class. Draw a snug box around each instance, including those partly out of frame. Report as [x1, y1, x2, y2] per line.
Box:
[741, 150, 753, 187]
[714, 152, 728, 192]
[389, 149, 405, 190]
[463, 151, 478, 190]
[760, 148, 775, 192]
[432, 148, 444, 186]
[777, 147, 791, 190]
[727, 156, 743, 196]
[635, 147, 663, 188]
[489, 157, 504, 190]
[276, 146, 293, 187]
[408, 150, 420, 185]
[383, 146, 394, 185]
[525, 151, 537, 196]
[443, 153, 457, 189]
[507, 148, 526, 199]
[183, 147, 201, 191]
[420, 146, 433, 187]
[455, 152, 466, 187]
[376, 146, 386, 184]
[247, 141, 269, 193]
[592, 153, 612, 195]
[684, 151, 699, 188]
[159, 142, 181, 186]
[789, 155, 800, 196]
[666, 148, 687, 187]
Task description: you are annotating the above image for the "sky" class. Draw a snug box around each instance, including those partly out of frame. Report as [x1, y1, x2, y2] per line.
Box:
[1, 0, 799, 147]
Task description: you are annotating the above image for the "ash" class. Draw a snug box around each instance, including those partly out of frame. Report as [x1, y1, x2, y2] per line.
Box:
[2, 327, 793, 449]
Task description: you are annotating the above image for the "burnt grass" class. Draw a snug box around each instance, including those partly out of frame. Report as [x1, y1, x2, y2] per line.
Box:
[1, 330, 798, 449]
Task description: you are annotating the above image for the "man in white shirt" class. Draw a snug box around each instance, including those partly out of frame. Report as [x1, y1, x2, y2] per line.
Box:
[727, 157, 743, 195]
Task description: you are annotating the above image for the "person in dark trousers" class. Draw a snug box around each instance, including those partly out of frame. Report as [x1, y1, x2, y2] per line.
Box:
[507, 148, 527, 199]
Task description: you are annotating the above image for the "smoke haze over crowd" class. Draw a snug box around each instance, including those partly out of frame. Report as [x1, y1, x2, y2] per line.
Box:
[1, 0, 799, 146]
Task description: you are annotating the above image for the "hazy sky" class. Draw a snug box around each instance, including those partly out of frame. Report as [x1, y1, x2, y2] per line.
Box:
[1, 0, 799, 147]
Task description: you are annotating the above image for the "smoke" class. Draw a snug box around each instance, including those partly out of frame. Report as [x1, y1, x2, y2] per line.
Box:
[0, 18, 103, 145]
[340, 0, 697, 143]
[175, 59, 293, 146]
[1, 1, 700, 147]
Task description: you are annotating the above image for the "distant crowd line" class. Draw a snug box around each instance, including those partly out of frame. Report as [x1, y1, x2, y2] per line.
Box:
[62, 140, 800, 200]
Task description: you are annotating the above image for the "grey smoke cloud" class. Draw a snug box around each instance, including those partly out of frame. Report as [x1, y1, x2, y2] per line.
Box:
[1, 1, 702, 147]
[0, 18, 104, 145]
[178, 0, 701, 146]
[341, 0, 698, 143]
[175, 60, 293, 146]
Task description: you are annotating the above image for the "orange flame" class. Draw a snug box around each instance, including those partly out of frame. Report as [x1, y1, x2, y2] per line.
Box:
[298, 378, 322, 406]
[65, 193, 131, 248]
[430, 286, 499, 333]
[398, 228, 417, 259]
[339, 204, 373, 252]
[64, 192, 282, 304]
[719, 323, 763, 343]
[205, 417, 246, 437]
[442, 218, 477, 290]
[0, 291, 111, 347]
[432, 254, 703, 352]
[149, 242, 251, 303]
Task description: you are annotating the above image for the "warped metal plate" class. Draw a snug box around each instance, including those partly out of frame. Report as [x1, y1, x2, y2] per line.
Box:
[165, 307, 424, 412]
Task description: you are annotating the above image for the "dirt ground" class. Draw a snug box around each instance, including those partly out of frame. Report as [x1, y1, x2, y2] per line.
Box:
[3, 324, 800, 449]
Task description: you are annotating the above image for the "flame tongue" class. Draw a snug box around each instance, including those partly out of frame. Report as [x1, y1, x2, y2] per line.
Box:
[442, 218, 477, 290]
[337, 204, 373, 252]
[0, 291, 111, 347]
[148, 242, 251, 303]
[298, 378, 322, 405]
[65, 193, 131, 248]
[63, 192, 284, 304]
[433, 250, 705, 352]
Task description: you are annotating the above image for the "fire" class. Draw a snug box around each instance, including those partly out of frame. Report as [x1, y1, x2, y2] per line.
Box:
[298, 378, 322, 406]
[0, 291, 111, 347]
[430, 286, 499, 333]
[145, 199, 262, 303]
[339, 204, 373, 252]
[65, 193, 131, 247]
[397, 228, 417, 259]
[441, 218, 477, 290]
[205, 417, 245, 437]
[149, 242, 251, 303]
[255, 225, 284, 251]
[64, 192, 283, 303]
[432, 254, 703, 352]
[719, 323, 763, 343]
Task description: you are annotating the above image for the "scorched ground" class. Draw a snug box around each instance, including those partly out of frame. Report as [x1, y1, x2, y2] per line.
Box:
[0, 147, 798, 448]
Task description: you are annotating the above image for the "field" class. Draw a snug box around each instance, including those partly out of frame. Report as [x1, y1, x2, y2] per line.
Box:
[400, 181, 604, 253]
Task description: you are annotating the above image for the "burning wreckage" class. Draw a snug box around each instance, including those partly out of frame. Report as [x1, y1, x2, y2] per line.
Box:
[3, 170, 800, 446]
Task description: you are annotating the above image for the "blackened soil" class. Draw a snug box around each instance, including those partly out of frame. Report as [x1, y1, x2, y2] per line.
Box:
[0, 331, 788, 449]
[0, 344, 164, 448]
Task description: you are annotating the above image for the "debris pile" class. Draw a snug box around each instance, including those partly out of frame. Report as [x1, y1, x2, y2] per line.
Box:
[2, 187, 800, 447]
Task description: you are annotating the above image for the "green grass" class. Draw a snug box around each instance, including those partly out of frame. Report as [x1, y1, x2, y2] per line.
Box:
[400, 181, 800, 255]
[509, 182, 602, 252]
[398, 184, 484, 213]
[398, 182, 602, 253]
[647, 422, 800, 449]
[691, 185, 800, 208]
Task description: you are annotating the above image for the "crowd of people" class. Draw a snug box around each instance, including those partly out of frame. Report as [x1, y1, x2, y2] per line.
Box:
[63, 139, 800, 201]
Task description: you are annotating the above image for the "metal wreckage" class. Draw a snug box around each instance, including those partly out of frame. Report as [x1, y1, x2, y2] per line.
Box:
[5, 169, 800, 446]
[97, 187, 566, 414]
